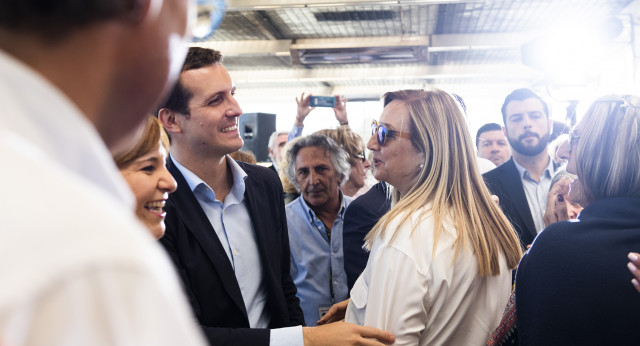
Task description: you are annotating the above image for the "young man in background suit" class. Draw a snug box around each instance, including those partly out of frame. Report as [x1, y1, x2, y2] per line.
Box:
[483, 88, 561, 248]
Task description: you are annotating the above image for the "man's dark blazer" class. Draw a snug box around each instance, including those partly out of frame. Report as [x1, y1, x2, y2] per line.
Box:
[482, 157, 560, 248]
[160, 157, 304, 346]
[343, 182, 391, 290]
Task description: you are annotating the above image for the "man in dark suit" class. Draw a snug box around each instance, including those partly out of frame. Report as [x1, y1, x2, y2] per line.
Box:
[343, 181, 390, 290]
[483, 88, 560, 248]
[158, 47, 394, 346]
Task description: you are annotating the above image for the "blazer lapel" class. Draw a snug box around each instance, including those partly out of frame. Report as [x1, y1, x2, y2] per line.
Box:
[502, 159, 537, 239]
[241, 169, 277, 291]
[167, 158, 249, 319]
[240, 164, 286, 325]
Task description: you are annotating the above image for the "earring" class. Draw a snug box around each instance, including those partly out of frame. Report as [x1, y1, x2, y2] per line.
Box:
[419, 163, 424, 169]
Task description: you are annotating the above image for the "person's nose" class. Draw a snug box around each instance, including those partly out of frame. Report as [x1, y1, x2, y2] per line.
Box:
[522, 115, 534, 129]
[568, 206, 578, 219]
[363, 157, 371, 170]
[225, 97, 243, 118]
[308, 170, 320, 185]
[367, 134, 379, 151]
[556, 139, 571, 161]
[158, 167, 177, 193]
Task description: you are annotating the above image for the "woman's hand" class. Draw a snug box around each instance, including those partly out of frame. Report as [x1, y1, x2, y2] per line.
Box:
[628, 252, 640, 293]
[543, 176, 572, 227]
[317, 299, 349, 325]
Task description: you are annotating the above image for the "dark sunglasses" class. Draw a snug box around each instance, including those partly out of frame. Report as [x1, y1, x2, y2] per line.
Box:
[371, 120, 412, 146]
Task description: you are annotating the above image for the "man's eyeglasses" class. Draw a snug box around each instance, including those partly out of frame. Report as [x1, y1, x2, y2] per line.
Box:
[371, 120, 412, 146]
[353, 150, 366, 163]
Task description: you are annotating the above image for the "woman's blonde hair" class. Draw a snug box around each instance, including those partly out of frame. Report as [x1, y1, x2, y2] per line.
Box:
[229, 150, 257, 164]
[114, 116, 169, 169]
[278, 136, 301, 195]
[314, 127, 365, 167]
[365, 89, 522, 276]
[576, 95, 640, 203]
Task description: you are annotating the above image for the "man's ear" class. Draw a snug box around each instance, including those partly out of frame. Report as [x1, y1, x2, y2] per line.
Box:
[158, 108, 181, 135]
[502, 126, 507, 137]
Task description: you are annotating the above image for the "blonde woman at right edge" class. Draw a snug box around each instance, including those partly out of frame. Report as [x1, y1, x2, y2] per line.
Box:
[319, 89, 522, 345]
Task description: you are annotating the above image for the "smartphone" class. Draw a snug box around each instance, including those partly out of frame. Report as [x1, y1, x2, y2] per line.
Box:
[310, 95, 336, 108]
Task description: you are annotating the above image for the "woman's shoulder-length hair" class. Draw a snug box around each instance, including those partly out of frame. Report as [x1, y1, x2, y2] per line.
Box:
[577, 95, 640, 203]
[114, 116, 169, 169]
[366, 88, 522, 276]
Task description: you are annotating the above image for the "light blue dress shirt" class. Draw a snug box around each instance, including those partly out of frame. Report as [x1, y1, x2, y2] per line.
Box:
[288, 125, 304, 142]
[286, 192, 352, 326]
[172, 155, 303, 346]
[513, 156, 558, 234]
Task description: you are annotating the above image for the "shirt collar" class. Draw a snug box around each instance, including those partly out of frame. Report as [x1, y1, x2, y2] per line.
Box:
[171, 154, 248, 201]
[513, 156, 555, 180]
[298, 189, 347, 224]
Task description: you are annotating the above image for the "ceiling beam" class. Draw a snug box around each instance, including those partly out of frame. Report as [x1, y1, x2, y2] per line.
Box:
[292, 35, 430, 49]
[194, 32, 534, 56]
[226, 0, 482, 11]
[429, 33, 538, 51]
[227, 64, 538, 84]
[194, 40, 292, 56]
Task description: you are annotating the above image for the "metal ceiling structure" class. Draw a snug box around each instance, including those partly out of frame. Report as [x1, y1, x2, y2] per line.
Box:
[193, 0, 640, 102]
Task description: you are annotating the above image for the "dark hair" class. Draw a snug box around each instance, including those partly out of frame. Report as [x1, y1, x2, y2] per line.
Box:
[475, 123, 502, 148]
[159, 47, 223, 116]
[0, 0, 132, 40]
[500, 88, 549, 124]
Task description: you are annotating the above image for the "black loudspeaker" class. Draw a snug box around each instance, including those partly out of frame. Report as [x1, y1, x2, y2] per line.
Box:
[238, 112, 276, 162]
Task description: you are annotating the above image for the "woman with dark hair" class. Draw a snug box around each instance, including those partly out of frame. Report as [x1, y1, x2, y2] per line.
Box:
[113, 116, 177, 239]
[516, 95, 640, 345]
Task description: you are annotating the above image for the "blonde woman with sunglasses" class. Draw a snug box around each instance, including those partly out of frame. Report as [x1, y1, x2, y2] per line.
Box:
[319, 89, 521, 345]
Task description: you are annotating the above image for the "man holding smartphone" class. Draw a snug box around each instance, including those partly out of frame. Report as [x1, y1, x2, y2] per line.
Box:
[289, 93, 350, 141]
